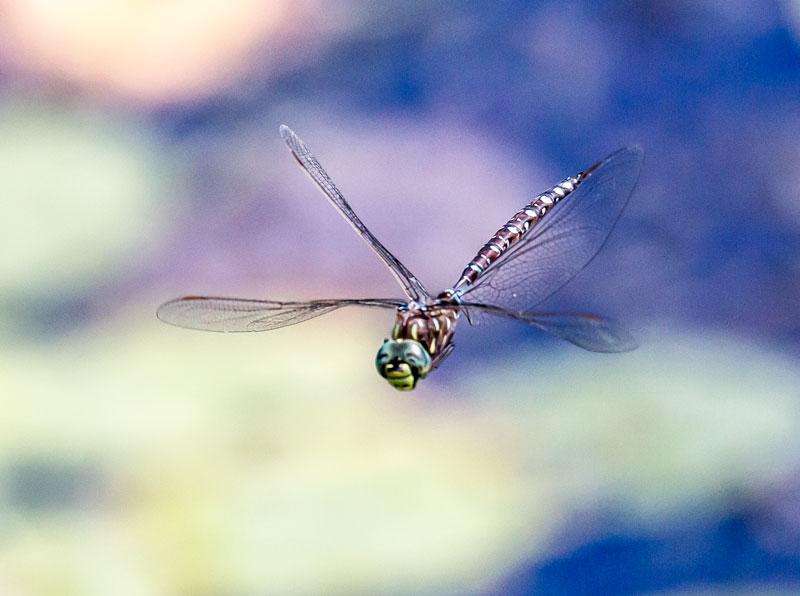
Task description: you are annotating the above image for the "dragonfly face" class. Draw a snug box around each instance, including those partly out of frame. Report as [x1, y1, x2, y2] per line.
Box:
[375, 339, 433, 391]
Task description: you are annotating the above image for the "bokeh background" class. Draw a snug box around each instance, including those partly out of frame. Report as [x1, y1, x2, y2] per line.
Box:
[1, 1, 800, 594]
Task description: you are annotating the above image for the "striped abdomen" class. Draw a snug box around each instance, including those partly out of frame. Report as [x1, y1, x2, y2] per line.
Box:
[451, 169, 589, 292]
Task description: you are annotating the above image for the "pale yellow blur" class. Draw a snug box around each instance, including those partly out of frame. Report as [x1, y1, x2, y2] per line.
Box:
[0, 313, 552, 594]
[3, 315, 800, 594]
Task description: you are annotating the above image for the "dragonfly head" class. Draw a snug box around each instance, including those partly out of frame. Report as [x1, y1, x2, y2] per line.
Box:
[375, 339, 432, 391]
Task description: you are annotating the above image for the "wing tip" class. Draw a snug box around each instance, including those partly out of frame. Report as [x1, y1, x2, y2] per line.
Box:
[582, 313, 639, 353]
[279, 124, 293, 139]
[597, 323, 639, 353]
[155, 297, 184, 325]
[626, 144, 645, 163]
[279, 124, 306, 157]
[155, 296, 233, 333]
[156, 296, 207, 324]
[610, 144, 644, 163]
[610, 336, 639, 353]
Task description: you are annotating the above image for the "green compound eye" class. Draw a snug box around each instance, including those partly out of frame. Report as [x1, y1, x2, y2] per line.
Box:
[375, 339, 433, 391]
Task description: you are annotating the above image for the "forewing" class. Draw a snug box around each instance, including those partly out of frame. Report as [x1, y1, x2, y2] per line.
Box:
[460, 303, 637, 353]
[157, 296, 403, 333]
[461, 146, 643, 312]
[280, 125, 429, 301]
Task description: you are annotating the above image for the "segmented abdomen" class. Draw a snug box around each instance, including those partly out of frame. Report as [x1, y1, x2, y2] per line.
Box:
[451, 169, 587, 291]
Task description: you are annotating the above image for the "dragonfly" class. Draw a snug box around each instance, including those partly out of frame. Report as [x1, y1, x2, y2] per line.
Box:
[158, 125, 643, 391]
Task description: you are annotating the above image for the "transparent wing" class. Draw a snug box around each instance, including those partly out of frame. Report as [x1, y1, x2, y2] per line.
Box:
[461, 146, 643, 312]
[460, 303, 637, 353]
[280, 125, 429, 301]
[157, 296, 404, 333]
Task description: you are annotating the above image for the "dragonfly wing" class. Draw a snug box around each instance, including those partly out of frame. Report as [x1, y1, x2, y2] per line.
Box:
[157, 296, 404, 333]
[280, 125, 429, 301]
[522, 312, 637, 352]
[461, 146, 643, 312]
[460, 303, 637, 353]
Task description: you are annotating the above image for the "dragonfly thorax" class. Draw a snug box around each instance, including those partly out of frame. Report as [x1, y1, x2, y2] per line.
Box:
[393, 305, 458, 355]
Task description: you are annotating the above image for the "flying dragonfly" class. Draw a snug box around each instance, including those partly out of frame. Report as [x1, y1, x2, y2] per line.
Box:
[158, 125, 643, 391]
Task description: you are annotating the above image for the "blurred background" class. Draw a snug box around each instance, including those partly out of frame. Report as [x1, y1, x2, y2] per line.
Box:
[1, 1, 800, 594]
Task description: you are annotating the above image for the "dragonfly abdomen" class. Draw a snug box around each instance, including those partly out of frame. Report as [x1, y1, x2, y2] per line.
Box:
[452, 173, 583, 291]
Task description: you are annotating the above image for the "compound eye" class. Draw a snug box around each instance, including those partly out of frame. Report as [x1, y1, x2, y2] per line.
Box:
[409, 344, 429, 363]
[405, 353, 422, 367]
[375, 340, 400, 374]
[401, 342, 432, 375]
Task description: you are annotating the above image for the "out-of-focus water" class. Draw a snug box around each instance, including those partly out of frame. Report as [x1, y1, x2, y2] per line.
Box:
[1, 1, 800, 594]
